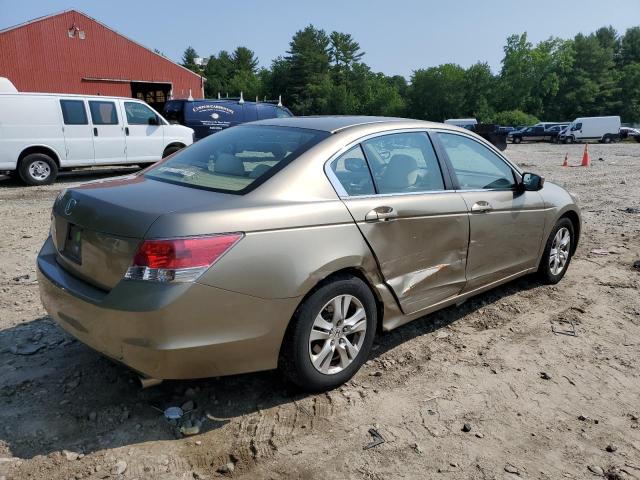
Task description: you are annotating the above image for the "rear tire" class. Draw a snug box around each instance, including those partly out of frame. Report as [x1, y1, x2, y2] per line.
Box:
[18, 153, 58, 186]
[162, 145, 183, 158]
[279, 275, 377, 392]
[537, 218, 574, 284]
[513, 137, 522, 144]
[602, 135, 612, 144]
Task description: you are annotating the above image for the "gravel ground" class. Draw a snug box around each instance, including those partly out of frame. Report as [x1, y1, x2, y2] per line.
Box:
[0, 142, 639, 480]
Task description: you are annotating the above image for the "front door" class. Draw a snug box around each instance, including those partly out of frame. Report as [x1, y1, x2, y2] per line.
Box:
[59, 99, 95, 166]
[88, 100, 126, 164]
[121, 101, 164, 164]
[434, 131, 547, 291]
[329, 131, 470, 314]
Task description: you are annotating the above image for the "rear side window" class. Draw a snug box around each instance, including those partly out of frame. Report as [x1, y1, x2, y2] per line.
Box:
[60, 100, 88, 125]
[437, 133, 515, 189]
[89, 101, 118, 125]
[146, 125, 329, 194]
[329, 145, 375, 196]
[124, 102, 158, 125]
[361, 132, 445, 194]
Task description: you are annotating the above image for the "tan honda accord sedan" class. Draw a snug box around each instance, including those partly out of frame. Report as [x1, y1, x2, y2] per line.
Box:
[37, 116, 581, 391]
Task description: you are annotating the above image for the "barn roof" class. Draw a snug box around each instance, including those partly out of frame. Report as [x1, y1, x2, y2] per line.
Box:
[0, 9, 203, 80]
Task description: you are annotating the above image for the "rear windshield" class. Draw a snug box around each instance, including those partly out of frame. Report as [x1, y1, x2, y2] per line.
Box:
[145, 125, 329, 194]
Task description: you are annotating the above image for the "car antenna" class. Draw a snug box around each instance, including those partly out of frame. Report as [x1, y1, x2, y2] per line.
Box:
[255, 95, 259, 103]
[277, 95, 282, 107]
[239, 91, 245, 104]
[217, 92, 221, 99]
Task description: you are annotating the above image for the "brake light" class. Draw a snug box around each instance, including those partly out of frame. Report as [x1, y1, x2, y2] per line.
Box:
[125, 233, 243, 282]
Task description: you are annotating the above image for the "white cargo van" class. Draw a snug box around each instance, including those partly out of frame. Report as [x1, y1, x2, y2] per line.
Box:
[444, 118, 478, 129]
[558, 116, 621, 144]
[0, 93, 194, 185]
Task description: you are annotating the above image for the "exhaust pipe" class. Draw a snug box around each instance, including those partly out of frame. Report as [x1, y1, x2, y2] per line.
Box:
[139, 376, 163, 388]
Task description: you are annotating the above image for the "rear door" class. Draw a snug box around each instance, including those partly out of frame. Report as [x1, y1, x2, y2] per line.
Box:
[59, 99, 95, 166]
[121, 100, 164, 163]
[88, 100, 126, 164]
[329, 131, 469, 314]
[434, 131, 546, 292]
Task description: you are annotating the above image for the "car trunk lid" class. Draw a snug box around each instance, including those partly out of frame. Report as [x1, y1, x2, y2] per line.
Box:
[51, 174, 235, 290]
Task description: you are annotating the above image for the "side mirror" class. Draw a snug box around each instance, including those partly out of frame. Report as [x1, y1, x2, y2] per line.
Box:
[148, 116, 159, 126]
[520, 172, 545, 191]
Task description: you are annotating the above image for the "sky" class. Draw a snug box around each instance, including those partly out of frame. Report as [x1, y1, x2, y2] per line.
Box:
[1, 0, 639, 78]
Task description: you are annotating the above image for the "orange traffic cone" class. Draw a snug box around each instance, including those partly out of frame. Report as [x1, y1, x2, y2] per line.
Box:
[562, 153, 569, 167]
[581, 144, 590, 167]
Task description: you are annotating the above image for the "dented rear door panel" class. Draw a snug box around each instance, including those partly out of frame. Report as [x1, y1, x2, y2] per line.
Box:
[340, 192, 469, 314]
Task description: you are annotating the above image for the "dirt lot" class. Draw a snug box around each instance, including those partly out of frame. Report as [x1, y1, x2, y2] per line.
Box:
[0, 142, 639, 480]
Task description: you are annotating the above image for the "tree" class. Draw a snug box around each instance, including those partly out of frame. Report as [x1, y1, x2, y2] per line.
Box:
[181, 46, 201, 73]
[408, 64, 466, 121]
[329, 32, 365, 70]
[463, 62, 496, 121]
[231, 47, 259, 74]
[618, 62, 640, 122]
[620, 26, 640, 65]
[284, 25, 332, 114]
[491, 110, 539, 127]
[204, 51, 233, 97]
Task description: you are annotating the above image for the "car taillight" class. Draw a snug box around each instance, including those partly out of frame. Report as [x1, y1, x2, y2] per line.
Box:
[124, 233, 243, 283]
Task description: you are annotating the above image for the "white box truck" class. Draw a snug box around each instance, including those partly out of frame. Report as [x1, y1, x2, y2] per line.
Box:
[0, 92, 194, 185]
[558, 116, 621, 144]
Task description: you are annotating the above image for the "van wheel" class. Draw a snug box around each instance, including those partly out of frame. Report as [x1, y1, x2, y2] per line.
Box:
[602, 135, 612, 144]
[18, 153, 58, 186]
[565, 136, 574, 144]
[279, 275, 377, 392]
[162, 145, 183, 158]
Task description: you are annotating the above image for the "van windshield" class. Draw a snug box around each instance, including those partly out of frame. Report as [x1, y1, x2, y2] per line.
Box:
[145, 125, 329, 194]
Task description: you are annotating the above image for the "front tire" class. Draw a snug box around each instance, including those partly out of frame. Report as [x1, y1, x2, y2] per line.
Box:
[513, 137, 522, 144]
[279, 275, 377, 392]
[537, 218, 574, 284]
[18, 153, 58, 186]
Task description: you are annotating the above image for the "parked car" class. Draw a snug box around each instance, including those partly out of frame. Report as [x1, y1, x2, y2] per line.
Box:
[163, 98, 293, 141]
[619, 126, 640, 142]
[558, 116, 621, 144]
[508, 125, 546, 143]
[510, 124, 570, 143]
[444, 118, 477, 130]
[545, 124, 570, 143]
[0, 92, 193, 185]
[37, 116, 581, 392]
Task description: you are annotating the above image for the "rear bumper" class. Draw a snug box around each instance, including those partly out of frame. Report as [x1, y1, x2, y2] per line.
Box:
[37, 236, 300, 379]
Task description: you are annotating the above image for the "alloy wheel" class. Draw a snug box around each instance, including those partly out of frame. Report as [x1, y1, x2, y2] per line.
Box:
[308, 294, 367, 375]
[549, 227, 571, 275]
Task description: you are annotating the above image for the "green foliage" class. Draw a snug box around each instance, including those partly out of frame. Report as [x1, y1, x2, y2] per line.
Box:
[490, 110, 539, 127]
[184, 22, 640, 123]
[181, 46, 200, 73]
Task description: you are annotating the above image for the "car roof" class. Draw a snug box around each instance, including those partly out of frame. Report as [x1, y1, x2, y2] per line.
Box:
[248, 115, 443, 133]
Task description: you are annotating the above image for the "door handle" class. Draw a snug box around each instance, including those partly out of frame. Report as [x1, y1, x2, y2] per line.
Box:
[93, 127, 98, 137]
[471, 201, 493, 213]
[125, 127, 129, 136]
[365, 206, 397, 222]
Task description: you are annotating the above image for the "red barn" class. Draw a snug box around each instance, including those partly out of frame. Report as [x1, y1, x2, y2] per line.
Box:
[0, 9, 204, 111]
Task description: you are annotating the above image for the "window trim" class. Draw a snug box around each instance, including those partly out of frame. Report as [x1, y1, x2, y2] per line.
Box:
[430, 129, 523, 192]
[323, 128, 456, 199]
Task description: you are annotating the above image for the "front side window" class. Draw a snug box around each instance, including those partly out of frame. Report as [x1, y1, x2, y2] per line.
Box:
[124, 102, 158, 125]
[361, 132, 445, 194]
[437, 133, 515, 190]
[329, 145, 375, 196]
[60, 100, 88, 125]
[145, 125, 329, 194]
[89, 101, 118, 125]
